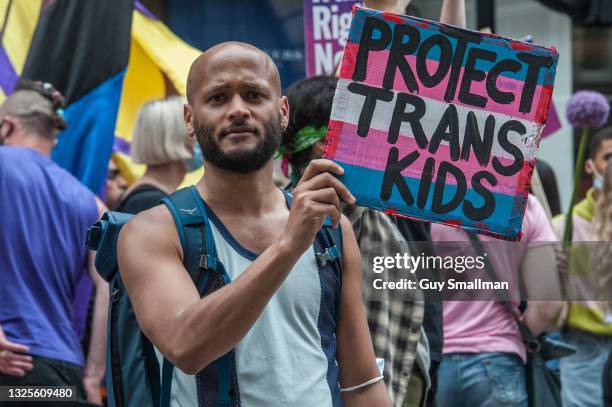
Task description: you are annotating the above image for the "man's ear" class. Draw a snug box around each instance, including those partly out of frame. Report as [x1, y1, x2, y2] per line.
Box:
[280, 95, 289, 130]
[184, 103, 196, 140]
[585, 159, 594, 175]
[0, 117, 15, 142]
[0, 121, 7, 139]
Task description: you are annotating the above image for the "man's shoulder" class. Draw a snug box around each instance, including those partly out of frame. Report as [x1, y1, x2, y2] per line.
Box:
[0, 147, 96, 210]
[0, 146, 36, 168]
[121, 204, 176, 243]
[118, 204, 186, 272]
[127, 204, 173, 228]
[0, 146, 29, 156]
[52, 165, 98, 212]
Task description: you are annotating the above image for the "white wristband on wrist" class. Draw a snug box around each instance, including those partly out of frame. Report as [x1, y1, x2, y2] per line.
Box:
[339, 375, 384, 392]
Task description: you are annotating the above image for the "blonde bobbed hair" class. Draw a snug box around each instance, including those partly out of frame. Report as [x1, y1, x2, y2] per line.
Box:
[130, 96, 191, 165]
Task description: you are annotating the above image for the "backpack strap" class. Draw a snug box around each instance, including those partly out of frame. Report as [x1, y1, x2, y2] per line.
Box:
[317, 219, 343, 269]
[284, 191, 343, 403]
[162, 186, 218, 283]
[281, 191, 343, 271]
[318, 218, 343, 319]
[467, 232, 535, 344]
[160, 186, 235, 407]
[160, 186, 216, 407]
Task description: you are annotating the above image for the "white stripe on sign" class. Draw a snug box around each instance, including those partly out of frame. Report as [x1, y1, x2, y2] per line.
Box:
[330, 78, 541, 161]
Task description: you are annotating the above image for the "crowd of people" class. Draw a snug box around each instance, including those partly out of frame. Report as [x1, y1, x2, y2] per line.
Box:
[0, 0, 611, 406]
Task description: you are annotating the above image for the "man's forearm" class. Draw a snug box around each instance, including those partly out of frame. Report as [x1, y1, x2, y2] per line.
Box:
[440, 0, 466, 27]
[84, 280, 108, 381]
[162, 240, 303, 374]
[343, 381, 391, 407]
[364, 0, 400, 13]
[521, 245, 563, 336]
[523, 301, 563, 336]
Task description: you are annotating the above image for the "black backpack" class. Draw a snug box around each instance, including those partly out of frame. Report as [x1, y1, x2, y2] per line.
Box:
[86, 186, 343, 407]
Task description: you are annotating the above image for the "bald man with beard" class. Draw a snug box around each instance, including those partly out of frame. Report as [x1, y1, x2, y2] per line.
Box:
[118, 42, 391, 406]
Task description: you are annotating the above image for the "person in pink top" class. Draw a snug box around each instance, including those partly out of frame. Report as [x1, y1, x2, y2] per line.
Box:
[431, 194, 563, 406]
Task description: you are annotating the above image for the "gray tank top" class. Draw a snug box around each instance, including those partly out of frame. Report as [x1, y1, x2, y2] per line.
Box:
[155, 220, 339, 406]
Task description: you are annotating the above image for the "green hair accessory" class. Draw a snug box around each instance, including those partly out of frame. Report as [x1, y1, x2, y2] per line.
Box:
[275, 126, 328, 159]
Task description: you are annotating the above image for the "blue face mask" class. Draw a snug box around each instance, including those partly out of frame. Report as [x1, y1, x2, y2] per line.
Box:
[588, 159, 604, 190]
[593, 173, 604, 190]
[183, 143, 204, 172]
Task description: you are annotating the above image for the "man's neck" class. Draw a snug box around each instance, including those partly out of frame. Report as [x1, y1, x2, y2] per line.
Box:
[16, 136, 53, 157]
[197, 161, 280, 215]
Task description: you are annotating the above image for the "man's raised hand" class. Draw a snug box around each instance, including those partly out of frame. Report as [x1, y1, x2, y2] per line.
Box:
[282, 159, 355, 253]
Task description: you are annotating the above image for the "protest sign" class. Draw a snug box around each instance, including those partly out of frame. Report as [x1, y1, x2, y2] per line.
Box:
[324, 7, 559, 240]
[304, 0, 360, 76]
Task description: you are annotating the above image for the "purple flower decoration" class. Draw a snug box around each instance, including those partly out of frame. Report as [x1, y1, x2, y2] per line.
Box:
[566, 90, 610, 129]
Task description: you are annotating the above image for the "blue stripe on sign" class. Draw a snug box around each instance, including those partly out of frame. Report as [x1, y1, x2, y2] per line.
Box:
[347, 9, 557, 86]
[0, 45, 18, 95]
[336, 161, 525, 239]
[51, 70, 126, 195]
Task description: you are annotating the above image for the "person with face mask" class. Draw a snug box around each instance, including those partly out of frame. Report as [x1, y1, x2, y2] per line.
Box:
[552, 127, 612, 407]
[114, 96, 203, 215]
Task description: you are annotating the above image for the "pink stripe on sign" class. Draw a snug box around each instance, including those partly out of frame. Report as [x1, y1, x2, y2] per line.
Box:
[341, 43, 546, 123]
[333, 123, 523, 196]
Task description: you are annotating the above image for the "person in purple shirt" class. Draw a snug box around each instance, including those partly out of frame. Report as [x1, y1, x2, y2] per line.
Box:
[0, 81, 107, 405]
